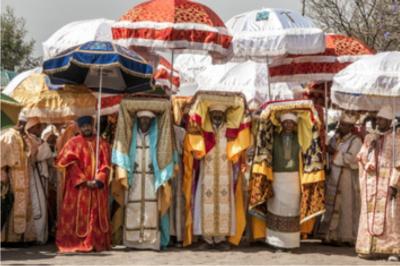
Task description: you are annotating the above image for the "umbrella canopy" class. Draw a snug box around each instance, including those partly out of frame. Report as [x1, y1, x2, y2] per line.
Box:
[331, 51, 400, 112]
[42, 18, 113, 60]
[226, 8, 325, 62]
[195, 60, 303, 108]
[0, 93, 23, 129]
[174, 54, 212, 96]
[5, 72, 96, 123]
[269, 34, 375, 83]
[43, 41, 154, 93]
[112, 0, 232, 60]
[43, 19, 180, 93]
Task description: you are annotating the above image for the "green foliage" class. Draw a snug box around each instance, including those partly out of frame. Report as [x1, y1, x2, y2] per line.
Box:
[1, 6, 35, 71]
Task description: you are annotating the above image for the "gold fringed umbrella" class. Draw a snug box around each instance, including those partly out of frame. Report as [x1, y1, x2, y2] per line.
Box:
[9, 73, 96, 123]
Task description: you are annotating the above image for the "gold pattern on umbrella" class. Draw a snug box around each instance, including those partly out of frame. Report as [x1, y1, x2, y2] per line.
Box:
[10, 73, 96, 123]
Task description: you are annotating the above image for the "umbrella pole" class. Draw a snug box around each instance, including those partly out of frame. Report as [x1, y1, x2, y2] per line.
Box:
[324, 81, 329, 166]
[170, 50, 175, 93]
[266, 56, 272, 100]
[95, 67, 103, 175]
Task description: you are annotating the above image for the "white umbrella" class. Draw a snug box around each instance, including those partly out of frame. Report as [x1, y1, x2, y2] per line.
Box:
[195, 60, 303, 108]
[43, 18, 113, 60]
[226, 8, 325, 62]
[226, 8, 325, 99]
[174, 54, 212, 96]
[331, 52, 400, 112]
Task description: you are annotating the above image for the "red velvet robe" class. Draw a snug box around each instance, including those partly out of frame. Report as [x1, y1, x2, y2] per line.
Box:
[56, 135, 111, 252]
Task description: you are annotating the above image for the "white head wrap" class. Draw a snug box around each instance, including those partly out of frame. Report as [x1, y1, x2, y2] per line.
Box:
[137, 110, 156, 118]
[41, 125, 59, 141]
[280, 112, 298, 123]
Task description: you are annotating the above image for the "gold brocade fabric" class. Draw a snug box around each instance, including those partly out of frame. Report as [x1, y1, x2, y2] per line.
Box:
[187, 91, 247, 133]
[11, 73, 96, 123]
[182, 92, 251, 246]
[1, 128, 36, 242]
[171, 96, 192, 125]
[249, 100, 325, 225]
[113, 96, 174, 173]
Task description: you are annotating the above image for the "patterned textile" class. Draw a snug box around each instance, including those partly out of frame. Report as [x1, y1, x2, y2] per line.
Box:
[318, 133, 362, 244]
[112, 0, 232, 59]
[187, 91, 250, 154]
[112, 96, 174, 187]
[195, 126, 234, 237]
[10, 73, 96, 123]
[182, 92, 251, 246]
[1, 128, 36, 243]
[266, 211, 300, 233]
[171, 96, 192, 126]
[356, 130, 400, 255]
[123, 131, 160, 250]
[249, 100, 325, 223]
[269, 34, 374, 83]
[56, 135, 111, 252]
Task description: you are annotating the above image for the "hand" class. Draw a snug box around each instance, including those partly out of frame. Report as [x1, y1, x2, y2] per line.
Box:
[365, 162, 376, 173]
[389, 186, 398, 201]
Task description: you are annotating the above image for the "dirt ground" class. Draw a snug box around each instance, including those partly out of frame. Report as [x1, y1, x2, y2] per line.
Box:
[1, 241, 397, 265]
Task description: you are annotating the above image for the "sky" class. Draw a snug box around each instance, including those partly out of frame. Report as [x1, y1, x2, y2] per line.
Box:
[1, 0, 301, 56]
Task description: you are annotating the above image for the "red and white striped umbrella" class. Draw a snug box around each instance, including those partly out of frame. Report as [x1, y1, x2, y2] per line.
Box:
[269, 34, 375, 83]
[111, 0, 232, 61]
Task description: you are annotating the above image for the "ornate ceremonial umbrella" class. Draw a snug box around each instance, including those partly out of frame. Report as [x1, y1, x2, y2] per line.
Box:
[112, 0, 232, 88]
[43, 18, 180, 93]
[43, 40, 154, 174]
[4, 72, 96, 124]
[331, 51, 400, 112]
[268, 34, 375, 83]
[226, 8, 325, 98]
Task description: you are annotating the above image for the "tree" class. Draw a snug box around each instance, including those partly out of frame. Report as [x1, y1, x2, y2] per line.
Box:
[305, 0, 400, 51]
[1, 6, 35, 71]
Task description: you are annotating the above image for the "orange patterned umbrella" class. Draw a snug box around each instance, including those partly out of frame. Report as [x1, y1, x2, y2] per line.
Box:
[112, 0, 232, 61]
[269, 34, 375, 83]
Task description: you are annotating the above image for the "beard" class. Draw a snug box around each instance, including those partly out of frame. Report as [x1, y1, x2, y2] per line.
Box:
[82, 129, 93, 137]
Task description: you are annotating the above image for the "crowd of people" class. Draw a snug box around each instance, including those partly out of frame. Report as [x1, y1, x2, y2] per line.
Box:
[1, 92, 399, 262]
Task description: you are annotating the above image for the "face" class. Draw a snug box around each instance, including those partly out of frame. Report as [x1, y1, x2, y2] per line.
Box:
[79, 123, 94, 137]
[282, 119, 296, 134]
[138, 116, 152, 133]
[338, 122, 353, 136]
[376, 117, 391, 132]
[209, 110, 225, 128]
[27, 123, 43, 137]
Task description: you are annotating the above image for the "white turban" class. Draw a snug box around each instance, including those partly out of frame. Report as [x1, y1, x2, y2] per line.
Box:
[41, 125, 59, 141]
[377, 106, 394, 121]
[137, 110, 156, 118]
[280, 112, 298, 123]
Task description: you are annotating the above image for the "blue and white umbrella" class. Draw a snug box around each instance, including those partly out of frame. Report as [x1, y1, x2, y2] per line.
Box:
[43, 41, 153, 94]
[43, 40, 154, 174]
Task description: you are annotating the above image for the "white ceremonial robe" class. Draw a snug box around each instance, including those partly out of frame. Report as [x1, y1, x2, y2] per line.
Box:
[123, 131, 160, 250]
